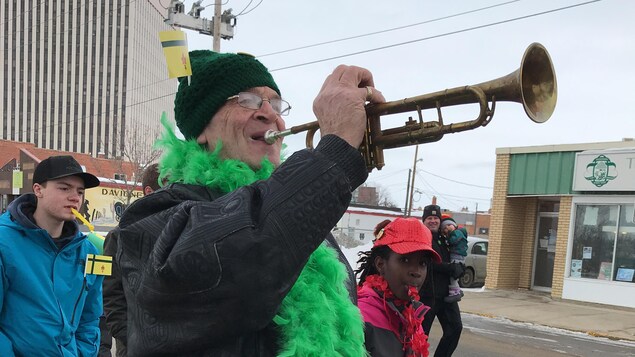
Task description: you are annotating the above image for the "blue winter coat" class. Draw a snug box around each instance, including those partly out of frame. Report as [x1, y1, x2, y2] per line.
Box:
[0, 194, 103, 356]
[446, 227, 468, 256]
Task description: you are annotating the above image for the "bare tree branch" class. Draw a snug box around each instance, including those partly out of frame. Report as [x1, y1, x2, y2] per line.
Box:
[93, 120, 162, 207]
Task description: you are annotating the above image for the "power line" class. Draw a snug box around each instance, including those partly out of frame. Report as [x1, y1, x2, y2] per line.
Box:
[258, 0, 520, 58]
[130, 0, 600, 108]
[269, 0, 602, 71]
[413, 187, 491, 203]
[125, 77, 175, 93]
[235, 0, 263, 17]
[203, 0, 231, 8]
[369, 168, 410, 181]
[234, 0, 254, 16]
[413, 171, 491, 210]
[8, 1, 601, 139]
[11, 2, 521, 137]
[373, 178, 491, 209]
[3, 0, 175, 139]
[417, 169, 493, 189]
[415, 173, 464, 209]
[14, 91, 175, 138]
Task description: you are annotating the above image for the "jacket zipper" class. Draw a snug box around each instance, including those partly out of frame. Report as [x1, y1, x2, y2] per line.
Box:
[47, 229, 89, 326]
[70, 277, 87, 325]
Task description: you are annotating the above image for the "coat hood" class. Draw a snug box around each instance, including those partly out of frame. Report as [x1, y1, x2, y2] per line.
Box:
[0, 193, 85, 243]
[6, 193, 41, 230]
[3, 193, 80, 239]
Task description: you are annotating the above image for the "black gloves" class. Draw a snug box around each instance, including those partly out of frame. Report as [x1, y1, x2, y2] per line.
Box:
[450, 262, 466, 279]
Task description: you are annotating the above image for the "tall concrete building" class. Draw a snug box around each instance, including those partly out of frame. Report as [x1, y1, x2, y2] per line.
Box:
[0, 0, 176, 158]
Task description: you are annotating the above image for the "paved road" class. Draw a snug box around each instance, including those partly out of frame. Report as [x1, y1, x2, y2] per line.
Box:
[427, 313, 635, 357]
[105, 312, 635, 356]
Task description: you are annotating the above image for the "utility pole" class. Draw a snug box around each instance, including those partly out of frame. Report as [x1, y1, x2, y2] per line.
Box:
[404, 169, 412, 216]
[164, 0, 236, 51]
[407, 146, 420, 217]
[474, 202, 479, 235]
[213, 1, 222, 51]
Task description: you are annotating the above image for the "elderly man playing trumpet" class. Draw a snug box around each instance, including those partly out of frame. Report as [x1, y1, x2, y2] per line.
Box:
[115, 50, 385, 356]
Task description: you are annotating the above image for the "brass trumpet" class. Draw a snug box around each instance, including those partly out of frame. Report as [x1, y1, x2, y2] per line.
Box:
[264, 42, 557, 172]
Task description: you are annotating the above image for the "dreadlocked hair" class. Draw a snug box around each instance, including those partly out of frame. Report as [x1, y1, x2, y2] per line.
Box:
[354, 219, 394, 286]
[355, 245, 391, 286]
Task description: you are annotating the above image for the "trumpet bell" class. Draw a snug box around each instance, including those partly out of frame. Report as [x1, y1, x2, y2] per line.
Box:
[520, 43, 557, 123]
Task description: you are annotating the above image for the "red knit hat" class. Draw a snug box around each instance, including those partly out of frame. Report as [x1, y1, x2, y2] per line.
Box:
[373, 217, 441, 263]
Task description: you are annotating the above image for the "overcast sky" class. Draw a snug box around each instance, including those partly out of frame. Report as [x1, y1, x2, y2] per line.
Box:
[175, 0, 635, 213]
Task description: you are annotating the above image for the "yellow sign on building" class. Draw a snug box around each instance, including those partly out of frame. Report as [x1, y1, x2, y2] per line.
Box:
[159, 30, 192, 78]
[12, 170, 23, 189]
[82, 184, 144, 228]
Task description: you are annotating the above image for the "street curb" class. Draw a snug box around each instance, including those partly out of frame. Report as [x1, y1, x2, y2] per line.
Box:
[586, 331, 634, 342]
[462, 311, 635, 343]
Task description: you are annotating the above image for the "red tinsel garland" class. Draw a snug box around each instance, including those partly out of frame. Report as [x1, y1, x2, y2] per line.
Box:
[361, 275, 430, 357]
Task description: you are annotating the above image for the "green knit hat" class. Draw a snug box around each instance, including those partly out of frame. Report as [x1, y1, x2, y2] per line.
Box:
[174, 50, 280, 140]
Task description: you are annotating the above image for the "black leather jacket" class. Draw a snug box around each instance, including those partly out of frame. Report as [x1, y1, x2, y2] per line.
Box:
[419, 231, 453, 300]
[117, 135, 367, 356]
[103, 228, 127, 346]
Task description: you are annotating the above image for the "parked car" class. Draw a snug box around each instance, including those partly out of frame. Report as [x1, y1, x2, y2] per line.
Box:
[459, 236, 488, 288]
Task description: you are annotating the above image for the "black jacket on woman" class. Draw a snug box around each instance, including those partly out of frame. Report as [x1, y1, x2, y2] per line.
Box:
[116, 135, 366, 356]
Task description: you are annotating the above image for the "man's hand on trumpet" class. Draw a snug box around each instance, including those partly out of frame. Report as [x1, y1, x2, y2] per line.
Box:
[313, 65, 386, 149]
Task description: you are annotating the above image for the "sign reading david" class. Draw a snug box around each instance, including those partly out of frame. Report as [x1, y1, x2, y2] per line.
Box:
[573, 148, 635, 191]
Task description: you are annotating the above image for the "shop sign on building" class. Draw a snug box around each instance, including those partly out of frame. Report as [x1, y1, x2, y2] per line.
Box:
[81, 183, 143, 228]
[573, 148, 635, 191]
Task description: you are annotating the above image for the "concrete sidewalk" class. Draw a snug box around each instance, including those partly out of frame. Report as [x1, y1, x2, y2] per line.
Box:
[460, 288, 635, 342]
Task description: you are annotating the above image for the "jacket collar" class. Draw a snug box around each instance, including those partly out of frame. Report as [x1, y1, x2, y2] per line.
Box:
[2, 193, 83, 249]
[118, 183, 224, 229]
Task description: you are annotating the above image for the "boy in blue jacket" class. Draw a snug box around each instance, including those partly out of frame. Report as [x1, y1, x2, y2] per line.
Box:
[0, 155, 104, 356]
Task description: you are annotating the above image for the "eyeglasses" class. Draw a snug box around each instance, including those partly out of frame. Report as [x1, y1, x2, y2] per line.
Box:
[226, 92, 291, 116]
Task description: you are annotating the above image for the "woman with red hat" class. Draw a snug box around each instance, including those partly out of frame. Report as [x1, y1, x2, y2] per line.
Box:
[355, 217, 441, 357]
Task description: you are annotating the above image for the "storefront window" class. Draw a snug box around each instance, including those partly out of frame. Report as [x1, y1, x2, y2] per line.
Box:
[570, 204, 635, 283]
[614, 205, 635, 283]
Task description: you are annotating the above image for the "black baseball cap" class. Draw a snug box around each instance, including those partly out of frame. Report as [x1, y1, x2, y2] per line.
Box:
[33, 155, 100, 189]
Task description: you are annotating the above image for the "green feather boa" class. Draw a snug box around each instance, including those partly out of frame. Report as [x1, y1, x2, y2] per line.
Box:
[155, 114, 366, 356]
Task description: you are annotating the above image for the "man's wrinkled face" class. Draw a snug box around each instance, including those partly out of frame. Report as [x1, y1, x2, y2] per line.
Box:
[196, 86, 286, 169]
[423, 216, 440, 233]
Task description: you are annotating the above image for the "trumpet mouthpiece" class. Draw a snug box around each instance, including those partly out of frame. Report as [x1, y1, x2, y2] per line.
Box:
[264, 129, 279, 144]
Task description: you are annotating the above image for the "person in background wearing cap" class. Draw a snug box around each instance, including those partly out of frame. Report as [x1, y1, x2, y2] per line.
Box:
[102, 163, 162, 357]
[0, 155, 104, 356]
[419, 205, 465, 356]
[116, 50, 385, 356]
[440, 216, 468, 303]
[355, 217, 441, 357]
